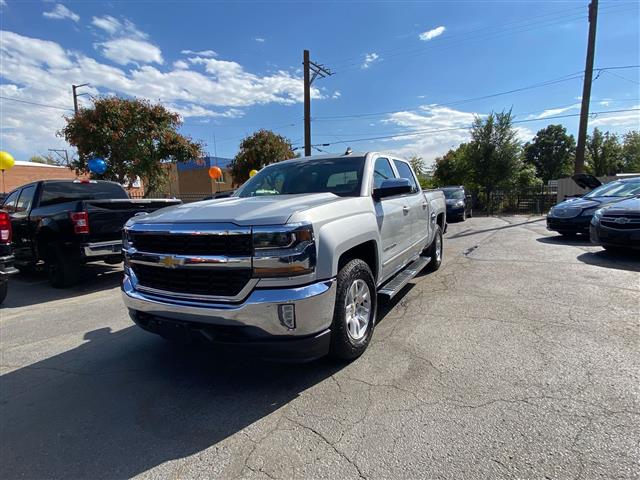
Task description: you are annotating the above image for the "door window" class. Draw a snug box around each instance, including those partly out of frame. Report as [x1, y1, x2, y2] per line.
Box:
[393, 160, 419, 193]
[373, 157, 396, 189]
[15, 185, 36, 213]
[2, 189, 21, 213]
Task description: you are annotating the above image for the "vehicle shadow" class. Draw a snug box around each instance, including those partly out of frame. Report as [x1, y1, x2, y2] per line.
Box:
[0, 326, 346, 479]
[447, 217, 544, 239]
[1, 289, 406, 478]
[536, 234, 593, 247]
[2, 263, 123, 308]
[576, 250, 640, 272]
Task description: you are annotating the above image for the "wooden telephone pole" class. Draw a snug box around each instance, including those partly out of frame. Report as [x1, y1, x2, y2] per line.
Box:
[574, 0, 599, 174]
[303, 50, 333, 156]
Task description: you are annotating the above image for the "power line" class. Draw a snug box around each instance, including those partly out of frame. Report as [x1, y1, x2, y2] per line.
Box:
[0, 95, 74, 111]
[313, 66, 640, 122]
[603, 69, 640, 86]
[308, 108, 640, 147]
[332, 3, 635, 71]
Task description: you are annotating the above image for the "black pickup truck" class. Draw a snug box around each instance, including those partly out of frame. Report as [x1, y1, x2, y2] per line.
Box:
[1, 180, 180, 287]
[0, 210, 18, 303]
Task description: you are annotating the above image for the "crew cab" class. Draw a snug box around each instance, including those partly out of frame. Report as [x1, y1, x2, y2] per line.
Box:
[547, 175, 640, 236]
[1, 180, 180, 287]
[0, 210, 18, 304]
[122, 152, 446, 361]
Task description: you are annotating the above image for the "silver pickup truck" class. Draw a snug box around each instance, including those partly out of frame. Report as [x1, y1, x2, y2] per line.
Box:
[121, 152, 446, 361]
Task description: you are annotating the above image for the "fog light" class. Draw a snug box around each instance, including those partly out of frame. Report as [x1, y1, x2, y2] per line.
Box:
[278, 304, 296, 330]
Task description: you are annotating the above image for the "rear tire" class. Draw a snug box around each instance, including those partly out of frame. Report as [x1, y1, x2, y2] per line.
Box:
[46, 244, 80, 288]
[0, 281, 7, 304]
[329, 259, 377, 361]
[424, 225, 443, 272]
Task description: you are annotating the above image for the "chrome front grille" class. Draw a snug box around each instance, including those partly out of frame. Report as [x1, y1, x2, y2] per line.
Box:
[601, 215, 640, 230]
[124, 223, 254, 301]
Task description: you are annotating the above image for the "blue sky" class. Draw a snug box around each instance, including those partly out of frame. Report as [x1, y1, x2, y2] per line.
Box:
[1, 0, 639, 165]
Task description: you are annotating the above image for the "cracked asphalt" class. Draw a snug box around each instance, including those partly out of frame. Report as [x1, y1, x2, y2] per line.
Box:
[1, 216, 638, 479]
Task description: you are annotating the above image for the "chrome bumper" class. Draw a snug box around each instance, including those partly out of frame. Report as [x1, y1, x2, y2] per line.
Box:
[82, 240, 123, 257]
[122, 274, 337, 337]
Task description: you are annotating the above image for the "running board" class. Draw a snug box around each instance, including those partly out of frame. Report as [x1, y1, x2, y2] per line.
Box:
[378, 256, 430, 299]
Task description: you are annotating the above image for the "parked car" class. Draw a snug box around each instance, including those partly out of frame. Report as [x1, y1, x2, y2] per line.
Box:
[202, 190, 237, 200]
[547, 175, 640, 236]
[440, 186, 472, 221]
[590, 196, 640, 252]
[0, 210, 18, 304]
[1, 180, 181, 288]
[122, 152, 446, 361]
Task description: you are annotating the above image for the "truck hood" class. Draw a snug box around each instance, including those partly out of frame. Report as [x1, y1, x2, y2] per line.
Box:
[130, 193, 344, 226]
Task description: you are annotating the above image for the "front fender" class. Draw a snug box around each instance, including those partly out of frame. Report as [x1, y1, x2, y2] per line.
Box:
[315, 212, 381, 280]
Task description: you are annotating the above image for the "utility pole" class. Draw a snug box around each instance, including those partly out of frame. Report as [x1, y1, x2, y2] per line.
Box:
[72, 83, 90, 114]
[574, 0, 598, 174]
[303, 50, 333, 156]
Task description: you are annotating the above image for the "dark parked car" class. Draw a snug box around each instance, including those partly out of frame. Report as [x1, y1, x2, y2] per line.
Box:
[590, 196, 640, 252]
[0, 210, 18, 304]
[547, 175, 640, 236]
[202, 189, 236, 201]
[1, 180, 181, 288]
[440, 186, 472, 221]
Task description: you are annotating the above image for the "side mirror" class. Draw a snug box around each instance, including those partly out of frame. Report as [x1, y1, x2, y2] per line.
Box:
[373, 178, 412, 200]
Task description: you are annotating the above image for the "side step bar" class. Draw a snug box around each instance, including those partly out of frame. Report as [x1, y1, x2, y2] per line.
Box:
[378, 256, 430, 299]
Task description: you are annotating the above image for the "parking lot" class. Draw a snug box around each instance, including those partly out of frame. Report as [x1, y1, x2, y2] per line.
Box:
[1, 216, 638, 479]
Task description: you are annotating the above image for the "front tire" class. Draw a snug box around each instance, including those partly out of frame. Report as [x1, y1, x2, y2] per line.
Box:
[424, 225, 443, 272]
[0, 281, 7, 304]
[329, 259, 377, 361]
[46, 244, 81, 288]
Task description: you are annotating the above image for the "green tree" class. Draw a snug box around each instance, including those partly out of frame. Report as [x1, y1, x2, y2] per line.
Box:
[60, 97, 204, 193]
[621, 130, 640, 173]
[523, 124, 575, 182]
[408, 155, 426, 177]
[433, 143, 471, 187]
[586, 128, 623, 176]
[230, 129, 296, 184]
[466, 111, 523, 195]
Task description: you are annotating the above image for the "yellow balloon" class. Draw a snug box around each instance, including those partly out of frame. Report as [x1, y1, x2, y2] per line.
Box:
[249, 169, 258, 177]
[0, 151, 15, 171]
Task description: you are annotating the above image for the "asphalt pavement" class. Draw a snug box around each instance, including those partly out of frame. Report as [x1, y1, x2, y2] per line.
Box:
[1, 216, 638, 479]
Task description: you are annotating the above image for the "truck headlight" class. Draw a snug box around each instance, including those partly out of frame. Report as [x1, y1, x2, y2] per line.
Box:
[252, 224, 316, 277]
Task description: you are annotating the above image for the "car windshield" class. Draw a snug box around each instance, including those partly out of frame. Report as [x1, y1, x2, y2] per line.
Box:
[584, 180, 640, 198]
[442, 189, 464, 199]
[236, 157, 365, 198]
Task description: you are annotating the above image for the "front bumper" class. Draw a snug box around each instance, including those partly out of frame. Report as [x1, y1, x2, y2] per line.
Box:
[590, 223, 640, 249]
[122, 274, 337, 359]
[546, 215, 591, 234]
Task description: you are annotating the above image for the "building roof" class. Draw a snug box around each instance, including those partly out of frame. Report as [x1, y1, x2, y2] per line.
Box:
[13, 160, 68, 169]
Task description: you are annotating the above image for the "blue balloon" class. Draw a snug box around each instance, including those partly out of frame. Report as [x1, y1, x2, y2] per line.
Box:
[88, 158, 107, 174]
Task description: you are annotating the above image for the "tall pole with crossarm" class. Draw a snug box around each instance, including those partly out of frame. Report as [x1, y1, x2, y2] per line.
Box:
[303, 50, 333, 156]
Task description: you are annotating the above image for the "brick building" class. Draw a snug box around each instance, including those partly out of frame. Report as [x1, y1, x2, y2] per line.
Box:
[161, 157, 235, 199]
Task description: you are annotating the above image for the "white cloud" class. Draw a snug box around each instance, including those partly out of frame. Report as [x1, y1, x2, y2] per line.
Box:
[254, 37, 265, 43]
[419, 26, 445, 41]
[91, 15, 121, 34]
[97, 38, 164, 65]
[181, 49, 217, 57]
[590, 105, 640, 129]
[43, 4, 79, 22]
[0, 30, 320, 158]
[361, 52, 380, 69]
[527, 103, 580, 120]
[173, 59, 189, 69]
[0, 0, 7, 8]
[599, 98, 612, 107]
[332, 90, 341, 99]
[381, 105, 477, 163]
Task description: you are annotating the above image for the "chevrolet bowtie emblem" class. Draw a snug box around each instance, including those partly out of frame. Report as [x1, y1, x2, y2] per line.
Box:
[614, 217, 630, 224]
[159, 255, 183, 268]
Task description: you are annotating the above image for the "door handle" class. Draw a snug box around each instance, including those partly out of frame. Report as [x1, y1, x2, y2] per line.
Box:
[403, 206, 410, 215]
[422, 202, 428, 210]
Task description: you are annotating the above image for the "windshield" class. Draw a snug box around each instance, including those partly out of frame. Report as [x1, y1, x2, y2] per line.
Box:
[442, 189, 464, 199]
[40, 181, 128, 207]
[236, 157, 365, 198]
[584, 180, 640, 198]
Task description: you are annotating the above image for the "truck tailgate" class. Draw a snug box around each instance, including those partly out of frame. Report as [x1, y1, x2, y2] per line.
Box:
[83, 199, 181, 241]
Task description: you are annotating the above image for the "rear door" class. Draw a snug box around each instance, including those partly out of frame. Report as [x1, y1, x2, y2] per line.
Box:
[8, 185, 37, 261]
[372, 157, 408, 281]
[393, 159, 429, 251]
